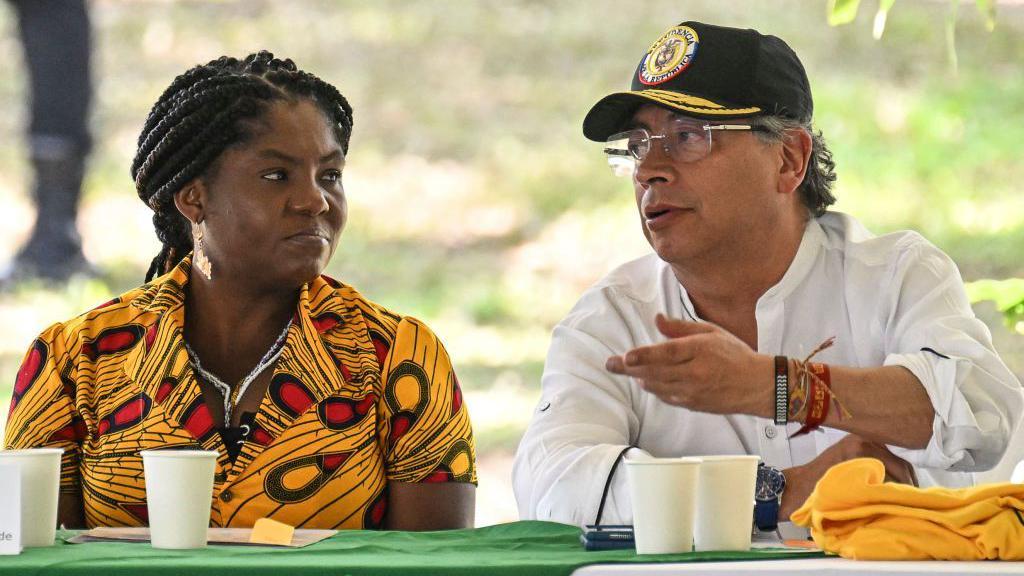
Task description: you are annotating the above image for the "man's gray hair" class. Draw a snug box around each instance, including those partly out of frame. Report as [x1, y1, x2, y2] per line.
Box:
[754, 116, 837, 217]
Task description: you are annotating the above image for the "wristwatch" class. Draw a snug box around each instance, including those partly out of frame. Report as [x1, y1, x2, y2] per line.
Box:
[754, 463, 786, 532]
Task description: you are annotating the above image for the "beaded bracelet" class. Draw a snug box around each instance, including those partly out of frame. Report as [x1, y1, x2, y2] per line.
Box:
[786, 336, 852, 437]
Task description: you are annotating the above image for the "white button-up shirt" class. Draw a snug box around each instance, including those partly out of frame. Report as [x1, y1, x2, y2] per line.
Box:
[513, 212, 1023, 527]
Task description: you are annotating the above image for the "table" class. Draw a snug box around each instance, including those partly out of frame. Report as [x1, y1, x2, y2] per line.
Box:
[574, 557, 1024, 575]
[0, 521, 820, 576]
[6, 521, 1018, 575]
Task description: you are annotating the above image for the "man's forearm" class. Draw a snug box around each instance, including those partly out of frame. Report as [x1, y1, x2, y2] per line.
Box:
[741, 356, 934, 449]
[819, 364, 933, 449]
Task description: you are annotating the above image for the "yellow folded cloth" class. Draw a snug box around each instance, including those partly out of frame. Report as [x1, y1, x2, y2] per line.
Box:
[791, 457, 1024, 560]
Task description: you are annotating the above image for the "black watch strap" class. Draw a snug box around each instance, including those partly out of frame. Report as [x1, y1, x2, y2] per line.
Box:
[774, 355, 788, 425]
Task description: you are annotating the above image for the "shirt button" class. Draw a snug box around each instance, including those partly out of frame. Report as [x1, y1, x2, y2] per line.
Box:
[764, 425, 778, 439]
[219, 490, 234, 503]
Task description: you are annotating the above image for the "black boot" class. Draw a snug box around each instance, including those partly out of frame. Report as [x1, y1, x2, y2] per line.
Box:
[11, 139, 93, 283]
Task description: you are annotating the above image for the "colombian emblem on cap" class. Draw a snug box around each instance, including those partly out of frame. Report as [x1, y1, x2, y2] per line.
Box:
[639, 25, 699, 86]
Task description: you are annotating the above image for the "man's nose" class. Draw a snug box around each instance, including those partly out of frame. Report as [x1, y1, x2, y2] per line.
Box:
[634, 138, 675, 184]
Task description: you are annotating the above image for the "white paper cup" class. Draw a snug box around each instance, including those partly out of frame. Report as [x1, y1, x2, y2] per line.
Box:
[0, 448, 63, 547]
[141, 449, 218, 549]
[693, 454, 761, 551]
[625, 455, 702, 554]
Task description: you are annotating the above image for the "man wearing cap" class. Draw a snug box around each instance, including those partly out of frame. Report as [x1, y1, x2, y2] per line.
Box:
[512, 21, 1022, 532]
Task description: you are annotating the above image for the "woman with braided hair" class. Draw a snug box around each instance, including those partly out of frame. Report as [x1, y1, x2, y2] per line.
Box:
[5, 51, 477, 530]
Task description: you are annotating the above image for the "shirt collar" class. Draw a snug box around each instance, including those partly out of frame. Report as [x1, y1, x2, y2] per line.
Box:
[122, 254, 346, 393]
[129, 254, 192, 316]
[759, 216, 827, 303]
[677, 217, 828, 315]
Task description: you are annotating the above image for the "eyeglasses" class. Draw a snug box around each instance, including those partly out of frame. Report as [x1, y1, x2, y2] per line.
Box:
[603, 117, 769, 177]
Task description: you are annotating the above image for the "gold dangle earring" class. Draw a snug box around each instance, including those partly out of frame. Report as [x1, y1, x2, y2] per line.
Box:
[191, 220, 213, 280]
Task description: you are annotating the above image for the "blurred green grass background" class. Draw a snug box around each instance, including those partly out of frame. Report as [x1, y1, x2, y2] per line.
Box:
[1, 0, 1023, 524]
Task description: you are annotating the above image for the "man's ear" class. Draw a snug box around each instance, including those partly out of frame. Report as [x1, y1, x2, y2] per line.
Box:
[173, 179, 207, 225]
[778, 128, 812, 196]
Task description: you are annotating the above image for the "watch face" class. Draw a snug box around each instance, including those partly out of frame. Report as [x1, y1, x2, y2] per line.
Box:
[755, 465, 786, 500]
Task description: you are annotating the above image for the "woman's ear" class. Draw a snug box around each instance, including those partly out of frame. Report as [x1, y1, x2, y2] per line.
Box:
[778, 128, 812, 196]
[173, 179, 207, 225]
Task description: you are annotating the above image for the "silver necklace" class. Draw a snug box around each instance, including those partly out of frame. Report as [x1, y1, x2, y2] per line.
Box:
[184, 319, 292, 424]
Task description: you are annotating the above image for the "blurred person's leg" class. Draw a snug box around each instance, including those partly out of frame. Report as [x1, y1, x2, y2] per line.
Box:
[9, 0, 93, 282]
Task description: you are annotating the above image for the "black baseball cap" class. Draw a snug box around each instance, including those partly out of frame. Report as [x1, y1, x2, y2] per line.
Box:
[583, 21, 812, 142]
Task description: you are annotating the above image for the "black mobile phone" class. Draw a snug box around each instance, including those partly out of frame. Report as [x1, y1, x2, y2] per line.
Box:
[581, 525, 635, 551]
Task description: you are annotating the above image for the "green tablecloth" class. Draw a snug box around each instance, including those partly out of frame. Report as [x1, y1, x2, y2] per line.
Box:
[1, 521, 825, 576]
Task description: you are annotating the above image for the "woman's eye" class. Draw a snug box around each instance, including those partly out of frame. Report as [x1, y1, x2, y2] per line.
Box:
[322, 170, 342, 183]
[261, 170, 286, 181]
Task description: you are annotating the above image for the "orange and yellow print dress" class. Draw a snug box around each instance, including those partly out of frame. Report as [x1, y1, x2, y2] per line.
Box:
[4, 257, 476, 529]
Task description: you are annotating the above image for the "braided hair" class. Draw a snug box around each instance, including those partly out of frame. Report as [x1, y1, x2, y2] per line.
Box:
[132, 51, 354, 282]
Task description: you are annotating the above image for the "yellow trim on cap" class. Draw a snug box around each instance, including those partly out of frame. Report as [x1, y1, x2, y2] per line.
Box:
[633, 89, 761, 115]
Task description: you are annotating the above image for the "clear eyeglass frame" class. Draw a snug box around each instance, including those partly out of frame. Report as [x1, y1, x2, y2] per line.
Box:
[603, 119, 769, 177]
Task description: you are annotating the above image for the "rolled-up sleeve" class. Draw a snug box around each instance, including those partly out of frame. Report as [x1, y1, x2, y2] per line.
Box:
[379, 317, 477, 485]
[881, 240, 1023, 471]
[513, 290, 646, 526]
[4, 323, 83, 493]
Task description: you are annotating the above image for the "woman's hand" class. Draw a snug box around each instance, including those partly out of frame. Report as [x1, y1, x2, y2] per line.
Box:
[58, 491, 86, 529]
